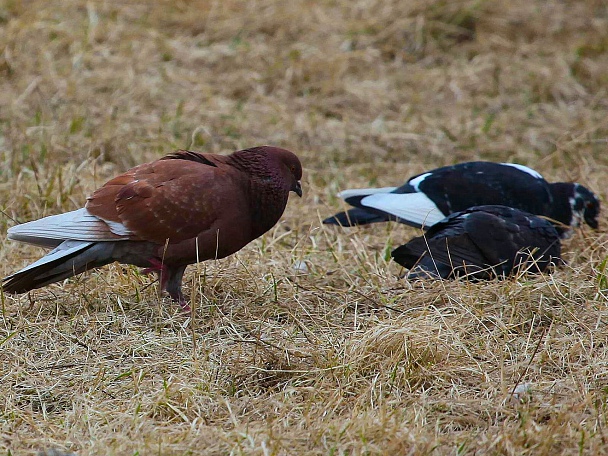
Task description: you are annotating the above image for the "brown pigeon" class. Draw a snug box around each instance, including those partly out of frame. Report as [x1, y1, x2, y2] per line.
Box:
[2, 146, 303, 308]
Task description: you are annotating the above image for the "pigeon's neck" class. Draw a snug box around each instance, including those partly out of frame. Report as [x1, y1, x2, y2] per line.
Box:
[227, 150, 290, 238]
[548, 182, 575, 235]
[248, 180, 290, 238]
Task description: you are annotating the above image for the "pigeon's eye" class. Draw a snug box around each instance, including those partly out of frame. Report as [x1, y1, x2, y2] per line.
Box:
[290, 165, 296, 173]
[586, 201, 594, 209]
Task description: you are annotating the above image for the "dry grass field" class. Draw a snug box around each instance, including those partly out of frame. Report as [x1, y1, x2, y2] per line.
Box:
[1, 0, 607, 454]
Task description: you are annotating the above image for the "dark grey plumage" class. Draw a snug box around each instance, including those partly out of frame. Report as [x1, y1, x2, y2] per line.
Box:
[391, 205, 562, 280]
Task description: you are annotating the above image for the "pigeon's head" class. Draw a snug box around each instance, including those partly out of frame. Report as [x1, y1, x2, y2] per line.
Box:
[232, 146, 303, 197]
[262, 146, 303, 197]
[572, 184, 600, 229]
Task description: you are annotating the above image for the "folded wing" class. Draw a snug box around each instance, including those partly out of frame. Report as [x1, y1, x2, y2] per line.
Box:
[86, 158, 233, 244]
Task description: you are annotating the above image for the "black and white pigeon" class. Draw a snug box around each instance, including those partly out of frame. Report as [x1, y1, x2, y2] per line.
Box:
[391, 205, 562, 280]
[323, 161, 600, 238]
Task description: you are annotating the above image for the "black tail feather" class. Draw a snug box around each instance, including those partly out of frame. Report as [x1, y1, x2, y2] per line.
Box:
[323, 208, 388, 227]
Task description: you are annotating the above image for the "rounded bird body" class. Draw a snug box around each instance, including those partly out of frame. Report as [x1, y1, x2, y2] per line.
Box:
[391, 205, 563, 280]
[3, 146, 303, 306]
[324, 161, 600, 237]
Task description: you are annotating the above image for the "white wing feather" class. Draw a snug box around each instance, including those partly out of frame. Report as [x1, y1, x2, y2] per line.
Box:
[501, 163, 543, 179]
[359, 193, 445, 228]
[338, 186, 398, 200]
[7, 208, 133, 247]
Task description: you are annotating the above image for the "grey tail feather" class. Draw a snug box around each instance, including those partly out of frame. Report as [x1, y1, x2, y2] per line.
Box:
[7, 232, 64, 249]
[323, 208, 388, 226]
[2, 241, 116, 294]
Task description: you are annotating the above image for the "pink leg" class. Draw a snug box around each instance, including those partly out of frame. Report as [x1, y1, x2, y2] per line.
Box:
[165, 265, 189, 312]
[141, 259, 190, 312]
[141, 258, 169, 291]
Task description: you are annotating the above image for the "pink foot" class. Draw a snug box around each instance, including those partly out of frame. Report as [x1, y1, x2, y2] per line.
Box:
[178, 299, 191, 313]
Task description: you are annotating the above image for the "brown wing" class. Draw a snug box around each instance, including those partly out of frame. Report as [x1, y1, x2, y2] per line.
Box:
[86, 158, 244, 244]
[85, 171, 137, 223]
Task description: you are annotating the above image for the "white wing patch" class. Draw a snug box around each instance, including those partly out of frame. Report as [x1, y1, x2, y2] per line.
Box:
[7, 208, 133, 247]
[102, 218, 133, 236]
[338, 186, 398, 200]
[407, 172, 432, 190]
[359, 192, 445, 228]
[501, 163, 543, 179]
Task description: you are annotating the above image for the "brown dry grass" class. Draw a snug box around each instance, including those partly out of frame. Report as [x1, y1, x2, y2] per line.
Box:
[1, 0, 607, 454]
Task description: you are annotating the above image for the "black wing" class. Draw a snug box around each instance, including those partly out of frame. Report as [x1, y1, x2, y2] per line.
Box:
[392, 205, 561, 279]
[414, 162, 553, 216]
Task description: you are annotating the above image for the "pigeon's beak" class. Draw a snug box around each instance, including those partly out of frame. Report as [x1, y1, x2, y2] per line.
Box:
[292, 181, 303, 197]
[585, 214, 599, 229]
